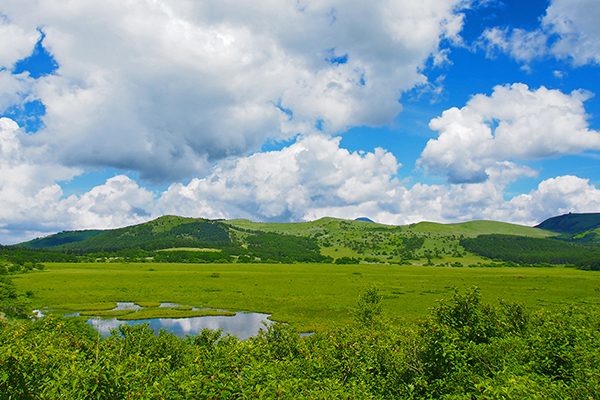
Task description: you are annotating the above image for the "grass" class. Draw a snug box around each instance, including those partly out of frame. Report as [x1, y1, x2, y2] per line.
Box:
[135, 301, 161, 307]
[228, 217, 556, 264]
[408, 220, 556, 238]
[227, 217, 553, 238]
[80, 309, 136, 318]
[74, 302, 234, 320]
[13, 262, 600, 332]
[118, 308, 235, 320]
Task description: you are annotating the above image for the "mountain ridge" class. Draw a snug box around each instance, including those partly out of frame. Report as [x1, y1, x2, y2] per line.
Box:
[5, 212, 600, 268]
[19, 214, 570, 250]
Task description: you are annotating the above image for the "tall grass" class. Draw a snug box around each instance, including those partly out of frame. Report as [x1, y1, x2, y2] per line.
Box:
[12, 262, 600, 331]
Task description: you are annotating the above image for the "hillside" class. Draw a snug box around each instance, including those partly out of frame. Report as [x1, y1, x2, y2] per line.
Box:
[23, 229, 106, 248]
[7, 212, 600, 269]
[21, 216, 231, 252]
[535, 212, 600, 242]
[406, 220, 554, 238]
[9, 214, 566, 266]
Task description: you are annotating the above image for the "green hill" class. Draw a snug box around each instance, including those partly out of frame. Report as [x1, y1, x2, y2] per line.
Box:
[23, 229, 105, 248]
[20, 216, 231, 252]
[407, 220, 554, 238]
[22, 216, 553, 253]
[535, 213, 600, 243]
[11, 213, 599, 268]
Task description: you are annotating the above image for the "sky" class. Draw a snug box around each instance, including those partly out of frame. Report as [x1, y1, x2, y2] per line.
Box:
[1, 0, 600, 244]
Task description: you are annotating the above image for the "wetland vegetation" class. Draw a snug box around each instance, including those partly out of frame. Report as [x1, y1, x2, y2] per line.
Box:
[2, 283, 599, 399]
[7, 261, 600, 331]
[2, 212, 600, 398]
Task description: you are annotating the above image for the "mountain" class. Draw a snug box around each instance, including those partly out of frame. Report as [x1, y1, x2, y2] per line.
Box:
[20, 215, 552, 253]
[21, 216, 231, 252]
[9, 213, 600, 267]
[535, 212, 600, 242]
[23, 229, 105, 249]
[355, 217, 375, 223]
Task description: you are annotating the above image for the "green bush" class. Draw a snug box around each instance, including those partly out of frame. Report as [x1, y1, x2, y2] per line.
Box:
[1, 288, 599, 399]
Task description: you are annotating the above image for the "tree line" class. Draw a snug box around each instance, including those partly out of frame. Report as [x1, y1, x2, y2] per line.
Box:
[460, 234, 600, 267]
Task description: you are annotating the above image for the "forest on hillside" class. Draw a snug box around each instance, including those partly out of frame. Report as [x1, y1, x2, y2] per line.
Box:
[460, 235, 600, 268]
[5, 213, 600, 271]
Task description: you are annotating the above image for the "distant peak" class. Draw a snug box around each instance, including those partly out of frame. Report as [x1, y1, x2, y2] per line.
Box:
[355, 217, 374, 223]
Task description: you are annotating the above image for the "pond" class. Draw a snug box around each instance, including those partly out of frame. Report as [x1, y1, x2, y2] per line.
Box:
[86, 312, 274, 340]
[36, 303, 275, 340]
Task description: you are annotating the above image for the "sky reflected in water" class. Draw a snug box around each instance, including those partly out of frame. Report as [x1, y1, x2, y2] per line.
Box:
[86, 312, 274, 340]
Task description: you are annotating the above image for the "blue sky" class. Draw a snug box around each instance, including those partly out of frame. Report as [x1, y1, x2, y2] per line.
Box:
[1, 0, 600, 244]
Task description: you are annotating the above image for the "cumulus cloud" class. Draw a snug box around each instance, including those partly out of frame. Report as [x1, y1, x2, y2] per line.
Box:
[479, 0, 600, 66]
[543, 0, 600, 65]
[156, 134, 403, 222]
[0, 0, 468, 182]
[495, 175, 600, 225]
[0, 117, 154, 243]
[57, 175, 155, 230]
[1, 125, 599, 243]
[150, 134, 600, 228]
[417, 83, 600, 184]
[154, 137, 600, 227]
[0, 117, 77, 204]
[0, 17, 37, 67]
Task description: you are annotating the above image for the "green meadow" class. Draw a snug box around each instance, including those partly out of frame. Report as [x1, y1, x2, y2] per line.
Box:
[13, 262, 600, 331]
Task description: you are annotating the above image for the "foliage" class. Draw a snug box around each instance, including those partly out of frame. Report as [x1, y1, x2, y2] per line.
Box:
[354, 285, 383, 327]
[232, 232, 331, 263]
[460, 234, 600, 264]
[575, 257, 600, 271]
[535, 212, 600, 237]
[0, 276, 30, 319]
[0, 245, 78, 265]
[20, 229, 105, 248]
[334, 256, 360, 264]
[19, 217, 232, 253]
[154, 250, 232, 264]
[9, 219, 335, 265]
[1, 288, 599, 399]
[15, 213, 600, 267]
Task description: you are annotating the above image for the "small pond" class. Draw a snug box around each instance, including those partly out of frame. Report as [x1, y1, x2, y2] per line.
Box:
[86, 312, 274, 340]
[37, 303, 274, 340]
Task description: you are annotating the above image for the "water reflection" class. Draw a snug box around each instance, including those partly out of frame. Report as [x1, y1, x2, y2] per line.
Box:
[86, 312, 274, 340]
[113, 302, 143, 311]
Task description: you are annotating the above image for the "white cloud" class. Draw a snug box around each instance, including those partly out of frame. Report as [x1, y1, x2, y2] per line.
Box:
[1, 126, 599, 243]
[152, 134, 600, 228]
[479, 0, 600, 66]
[57, 175, 155, 229]
[0, 17, 38, 67]
[0, 118, 154, 243]
[543, 0, 600, 66]
[156, 134, 403, 222]
[417, 83, 600, 183]
[0, 0, 468, 182]
[0, 117, 77, 242]
[0, 117, 77, 202]
[479, 27, 548, 63]
[495, 175, 600, 226]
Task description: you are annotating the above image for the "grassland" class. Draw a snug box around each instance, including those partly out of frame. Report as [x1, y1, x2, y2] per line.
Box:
[227, 217, 555, 238]
[228, 217, 556, 264]
[13, 262, 600, 331]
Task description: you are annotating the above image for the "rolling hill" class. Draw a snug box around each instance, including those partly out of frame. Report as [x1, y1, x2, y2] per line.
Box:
[5, 212, 598, 268]
[535, 212, 600, 242]
[22, 216, 231, 252]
